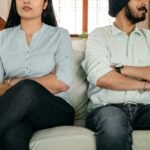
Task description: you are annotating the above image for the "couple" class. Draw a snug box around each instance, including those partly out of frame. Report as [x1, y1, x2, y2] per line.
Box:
[0, 0, 150, 150]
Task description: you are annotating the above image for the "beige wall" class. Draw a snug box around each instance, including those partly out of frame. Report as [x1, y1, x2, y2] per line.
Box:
[137, 0, 150, 29]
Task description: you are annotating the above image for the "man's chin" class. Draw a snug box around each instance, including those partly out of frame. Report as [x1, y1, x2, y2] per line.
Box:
[129, 15, 146, 24]
[135, 13, 146, 21]
[139, 14, 146, 21]
[139, 11, 147, 18]
[135, 17, 145, 23]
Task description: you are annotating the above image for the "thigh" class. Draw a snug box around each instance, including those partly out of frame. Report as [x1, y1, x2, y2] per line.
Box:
[27, 95, 75, 130]
[0, 79, 75, 131]
[133, 104, 150, 129]
[86, 106, 132, 150]
[1, 119, 33, 150]
[86, 106, 130, 132]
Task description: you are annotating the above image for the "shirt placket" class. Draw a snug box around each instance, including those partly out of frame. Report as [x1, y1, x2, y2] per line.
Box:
[125, 34, 137, 102]
[126, 34, 135, 65]
[25, 47, 30, 76]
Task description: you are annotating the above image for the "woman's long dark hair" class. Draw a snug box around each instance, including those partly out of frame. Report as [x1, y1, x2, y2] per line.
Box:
[5, 0, 57, 29]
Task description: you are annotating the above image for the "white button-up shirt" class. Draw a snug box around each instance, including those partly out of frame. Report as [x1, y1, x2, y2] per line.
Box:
[82, 24, 150, 112]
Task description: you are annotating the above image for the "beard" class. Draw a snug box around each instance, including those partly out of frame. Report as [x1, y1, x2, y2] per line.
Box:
[125, 4, 147, 24]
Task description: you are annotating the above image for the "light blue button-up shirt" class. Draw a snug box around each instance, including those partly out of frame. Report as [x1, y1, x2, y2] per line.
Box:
[82, 24, 150, 112]
[0, 23, 74, 101]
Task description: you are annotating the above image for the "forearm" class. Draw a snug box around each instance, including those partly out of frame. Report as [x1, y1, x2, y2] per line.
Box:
[33, 74, 69, 93]
[96, 70, 150, 91]
[4, 74, 69, 94]
[121, 66, 150, 81]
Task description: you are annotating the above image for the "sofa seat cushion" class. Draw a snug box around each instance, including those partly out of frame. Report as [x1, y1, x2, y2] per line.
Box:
[133, 130, 150, 150]
[30, 126, 96, 150]
[30, 126, 150, 150]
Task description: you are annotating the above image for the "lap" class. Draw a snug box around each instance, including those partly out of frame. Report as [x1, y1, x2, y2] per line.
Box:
[86, 104, 150, 131]
[0, 79, 75, 132]
[86, 106, 130, 132]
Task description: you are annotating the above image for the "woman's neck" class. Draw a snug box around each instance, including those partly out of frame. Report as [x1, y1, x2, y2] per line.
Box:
[20, 19, 43, 35]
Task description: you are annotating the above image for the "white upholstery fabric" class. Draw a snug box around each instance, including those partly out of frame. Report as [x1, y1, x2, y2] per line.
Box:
[30, 125, 150, 150]
[30, 126, 96, 150]
[133, 131, 150, 150]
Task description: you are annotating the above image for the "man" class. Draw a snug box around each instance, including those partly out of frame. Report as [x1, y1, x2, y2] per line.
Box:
[82, 0, 150, 150]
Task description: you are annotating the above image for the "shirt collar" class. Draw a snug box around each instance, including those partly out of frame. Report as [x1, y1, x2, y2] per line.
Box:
[111, 23, 142, 36]
[17, 23, 46, 36]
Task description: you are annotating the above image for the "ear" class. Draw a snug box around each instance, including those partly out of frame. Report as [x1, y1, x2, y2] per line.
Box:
[43, 0, 48, 10]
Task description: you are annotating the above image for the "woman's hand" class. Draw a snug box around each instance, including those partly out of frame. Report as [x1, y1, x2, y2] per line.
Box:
[0, 84, 11, 96]
[3, 77, 25, 87]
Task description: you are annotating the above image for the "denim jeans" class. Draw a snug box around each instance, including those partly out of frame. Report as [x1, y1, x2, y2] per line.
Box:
[86, 104, 150, 150]
[0, 79, 75, 150]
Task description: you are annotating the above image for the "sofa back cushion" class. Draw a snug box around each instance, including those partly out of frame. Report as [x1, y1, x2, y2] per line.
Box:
[68, 38, 88, 120]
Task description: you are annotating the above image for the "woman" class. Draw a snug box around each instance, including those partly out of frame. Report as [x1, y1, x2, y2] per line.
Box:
[0, 0, 75, 149]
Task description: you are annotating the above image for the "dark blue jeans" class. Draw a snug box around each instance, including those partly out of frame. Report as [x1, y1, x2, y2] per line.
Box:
[86, 104, 150, 150]
[0, 79, 75, 150]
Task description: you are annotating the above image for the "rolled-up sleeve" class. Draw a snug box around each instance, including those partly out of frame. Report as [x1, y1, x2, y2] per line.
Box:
[82, 29, 113, 85]
[55, 29, 74, 86]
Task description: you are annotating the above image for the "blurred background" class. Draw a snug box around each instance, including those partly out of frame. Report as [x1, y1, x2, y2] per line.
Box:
[0, 0, 149, 34]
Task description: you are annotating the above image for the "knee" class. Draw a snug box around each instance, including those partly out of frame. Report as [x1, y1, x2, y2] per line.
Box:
[17, 79, 39, 89]
[93, 106, 133, 149]
[13, 79, 42, 95]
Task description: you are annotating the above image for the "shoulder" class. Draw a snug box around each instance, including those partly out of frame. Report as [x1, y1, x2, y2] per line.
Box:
[88, 26, 112, 44]
[43, 24, 69, 36]
[0, 26, 18, 49]
[1, 26, 18, 35]
[0, 26, 18, 40]
[89, 25, 112, 38]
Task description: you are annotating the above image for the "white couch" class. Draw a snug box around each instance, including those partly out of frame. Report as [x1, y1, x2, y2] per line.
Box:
[29, 38, 150, 150]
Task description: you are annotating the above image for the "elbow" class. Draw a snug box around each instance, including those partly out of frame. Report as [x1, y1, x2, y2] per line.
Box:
[96, 76, 110, 88]
[96, 79, 113, 89]
[96, 80, 100, 87]
[96, 78, 104, 87]
[59, 84, 69, 92]
[96, 75, 105, 87]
